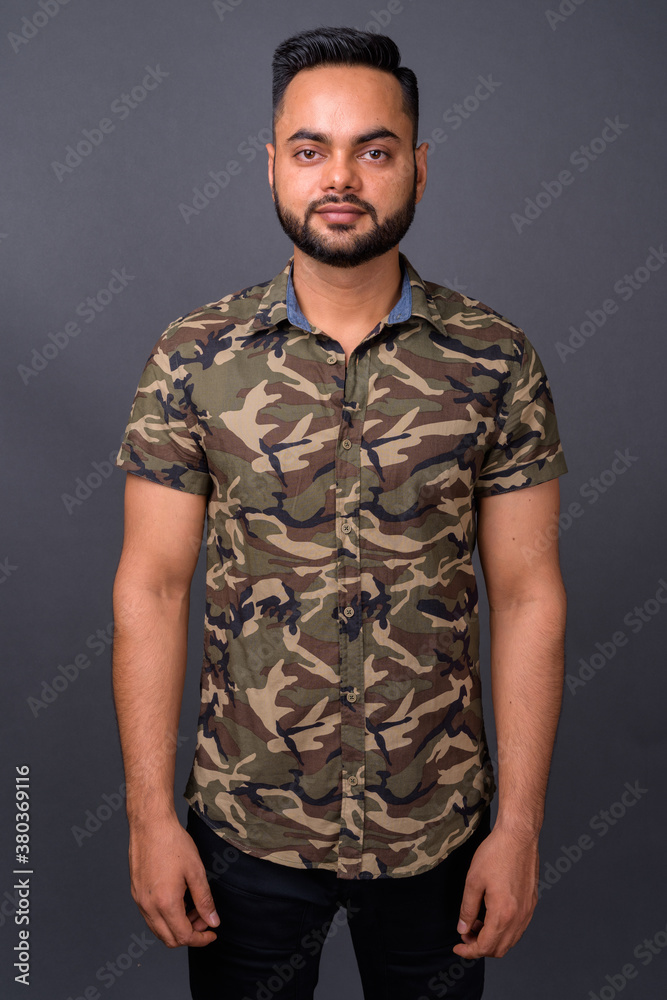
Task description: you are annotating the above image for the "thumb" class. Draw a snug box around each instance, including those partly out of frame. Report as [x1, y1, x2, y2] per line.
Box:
[457, 874, 484, 935]
[186, 861, 220, 928]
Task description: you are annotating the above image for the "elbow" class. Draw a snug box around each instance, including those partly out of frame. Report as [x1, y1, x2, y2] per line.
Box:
[112, 571, 191, 618]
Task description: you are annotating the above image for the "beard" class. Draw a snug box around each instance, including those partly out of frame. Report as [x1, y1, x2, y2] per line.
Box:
[271, 160, 417, 269]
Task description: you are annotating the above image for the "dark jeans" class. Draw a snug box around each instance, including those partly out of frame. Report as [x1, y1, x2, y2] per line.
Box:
[186, 805, 491, 1000]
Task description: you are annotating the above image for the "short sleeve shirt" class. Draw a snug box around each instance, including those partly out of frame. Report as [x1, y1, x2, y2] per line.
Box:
[115, 252, 567, 879]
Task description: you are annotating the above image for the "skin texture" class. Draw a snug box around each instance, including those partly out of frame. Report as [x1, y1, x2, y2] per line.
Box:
[454, 479, 566, 958]
[112, 476, 214, 948]
[112, 61, 566, 957]
[266, 64, 429, 359]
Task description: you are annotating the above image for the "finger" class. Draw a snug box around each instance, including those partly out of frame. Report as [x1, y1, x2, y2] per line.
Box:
[159, 909, 217, 948]
[453, 922, 497, 960]
[452, 917, 485, 959]
[453, 914, 517, 960]
[140, 908, 199, 949]
[457, 876, 484, 936]
[186, 861, 220, 929]
[136, 904, 181, 950]
[186, 927, 219, 948]
[464, 918, 484, 937]
[187, 907, 213, 932]
[152, 893, 216, 949]
[132, 885, 186, 949]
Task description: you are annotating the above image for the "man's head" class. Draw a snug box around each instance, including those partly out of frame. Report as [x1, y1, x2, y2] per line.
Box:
[266, 26, 428, 268]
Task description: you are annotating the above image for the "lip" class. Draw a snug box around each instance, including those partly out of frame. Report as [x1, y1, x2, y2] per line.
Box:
[315, 206, 365, 222]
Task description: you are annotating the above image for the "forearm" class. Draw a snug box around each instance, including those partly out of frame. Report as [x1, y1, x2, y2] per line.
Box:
[489, 587, 566, 840]
[112, 582, 190, 826]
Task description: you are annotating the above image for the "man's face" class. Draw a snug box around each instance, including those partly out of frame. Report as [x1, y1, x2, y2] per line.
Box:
[267, 65, 428, 268]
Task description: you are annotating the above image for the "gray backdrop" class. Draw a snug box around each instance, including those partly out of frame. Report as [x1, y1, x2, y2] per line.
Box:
[2, 1, 666, 998]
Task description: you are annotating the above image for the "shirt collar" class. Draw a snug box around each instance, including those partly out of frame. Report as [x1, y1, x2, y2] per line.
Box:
[286, 255, 412, 330]
[250, 252, 449, 339]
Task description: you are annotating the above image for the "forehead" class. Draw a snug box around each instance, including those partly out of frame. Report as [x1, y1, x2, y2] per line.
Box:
[277, 64, 410, 138]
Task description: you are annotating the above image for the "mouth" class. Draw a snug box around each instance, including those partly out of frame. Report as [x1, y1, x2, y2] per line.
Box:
[315, 206, 365, 224]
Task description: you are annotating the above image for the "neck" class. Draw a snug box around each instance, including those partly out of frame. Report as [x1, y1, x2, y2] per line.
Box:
[291, 246, 403, 336]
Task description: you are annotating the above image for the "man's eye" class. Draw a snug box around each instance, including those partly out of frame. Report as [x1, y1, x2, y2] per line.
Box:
[294, 149, 390, 161]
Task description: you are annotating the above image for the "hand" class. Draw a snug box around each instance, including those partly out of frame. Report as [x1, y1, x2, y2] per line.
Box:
[128, 812, 220, 948]
[452, 824, 540, 959]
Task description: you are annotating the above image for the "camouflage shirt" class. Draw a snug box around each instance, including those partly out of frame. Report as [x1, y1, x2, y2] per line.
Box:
[115, 252, 567, 879]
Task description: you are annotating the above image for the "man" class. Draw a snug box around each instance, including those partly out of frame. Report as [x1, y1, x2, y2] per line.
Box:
[112, 25, 567, 1000]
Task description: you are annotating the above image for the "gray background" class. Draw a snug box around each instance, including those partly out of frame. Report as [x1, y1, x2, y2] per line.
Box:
[2, 0, 666, 998]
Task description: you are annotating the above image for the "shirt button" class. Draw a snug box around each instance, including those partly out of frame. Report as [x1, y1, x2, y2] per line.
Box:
[326, 354, 338, 365]
[346, 690, 358, 702]
[347, 774, 359, 786]
[342, 439, 352, 450]
[343, 606, 355, 618]
[341, 522, 352, 534]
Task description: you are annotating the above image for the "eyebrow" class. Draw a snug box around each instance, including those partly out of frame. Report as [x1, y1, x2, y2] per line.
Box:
[285, 127, 402, 146]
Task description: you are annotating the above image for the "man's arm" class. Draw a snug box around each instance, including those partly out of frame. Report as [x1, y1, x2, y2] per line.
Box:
[453, 478, 566, 960]
[112, 472, 219, 948]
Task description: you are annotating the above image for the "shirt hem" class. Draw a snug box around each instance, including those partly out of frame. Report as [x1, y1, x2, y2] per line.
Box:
[184, 790, 494, 880]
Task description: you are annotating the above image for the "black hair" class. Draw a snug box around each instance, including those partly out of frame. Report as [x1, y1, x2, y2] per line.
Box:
[272, 25, 419, 147]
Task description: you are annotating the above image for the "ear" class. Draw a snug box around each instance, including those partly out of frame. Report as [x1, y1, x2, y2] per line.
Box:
[266, 143, 275, 199]
[414, 142, 428, 205]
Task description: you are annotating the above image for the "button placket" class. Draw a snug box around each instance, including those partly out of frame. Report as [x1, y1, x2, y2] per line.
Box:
[335, 346, 369, 877]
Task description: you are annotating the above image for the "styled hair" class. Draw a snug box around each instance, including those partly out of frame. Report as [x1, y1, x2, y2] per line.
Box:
[272, 25, 419, 147]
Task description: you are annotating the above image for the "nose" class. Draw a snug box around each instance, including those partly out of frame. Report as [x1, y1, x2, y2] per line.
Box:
[320, 151, 360, 192]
